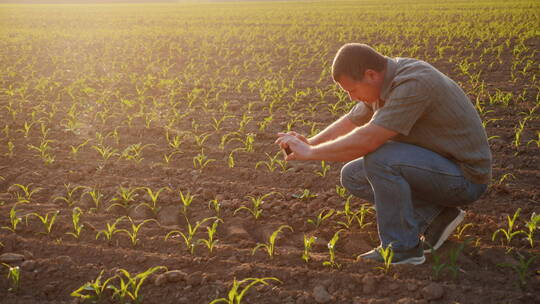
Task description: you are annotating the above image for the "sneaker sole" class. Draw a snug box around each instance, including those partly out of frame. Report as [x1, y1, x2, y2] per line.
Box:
[424, 209, 465, 254]
[393, 256, 426, 265]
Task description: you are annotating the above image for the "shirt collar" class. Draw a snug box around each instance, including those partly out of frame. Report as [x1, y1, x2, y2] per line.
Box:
[380, 57, 397, 102]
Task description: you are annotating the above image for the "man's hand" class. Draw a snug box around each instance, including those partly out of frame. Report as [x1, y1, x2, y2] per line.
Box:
[275, 132, 313, 161]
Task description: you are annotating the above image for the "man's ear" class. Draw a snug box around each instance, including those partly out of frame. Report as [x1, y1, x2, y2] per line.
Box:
[363, 69, 378, 83]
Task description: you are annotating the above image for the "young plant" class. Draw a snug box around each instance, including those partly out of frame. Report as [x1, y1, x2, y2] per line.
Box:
[375, 244, 394, 274]
[314, 160, 330, 177]
[71, 270, 115, 302]
[178, 190, 195, 215]
[306, 208, 335, 228]
[209, 277, 282, 304]
[96, 216, 126, 242]
[70, 139, 90, 160]
[66, 207, 84, 239]
[524, 212, 539, 248]
[492, 208, 526, 247]
[255, 152, 288, 172]
[2, 263, 20, 292]
[8, 183, 42, 204]
[137, 186, 170, 215]
[252, 225, 293, 258]
[323, 229, 343, 269]
[498, 254, 538, 288]
[121, 143, 155, 164]
[208, 198, 221, 217]
[292, 189, 318, 200]
[198, 218, 223, 254]
[2, 204, 23, 232]
[193, 150, 216, 171]
[430, 245, 447, 280]
[302, 234, 317, 263]
[109, 266, 167, 304]
[454, 223, 474, 240]
[445, 241, 466, 279]
[355, 203, 374, 230]
[118, 217, 157, 246]
[54, 183, 85, 207]
[108, 186, 141, 211]
[335, 185, 347, 199]
[82, 186, 104, 211]
[27, 210, 59, 235]
[234, 192, 278, 220]
[165, 216, 217, 255]
[92, 144, 119, 163]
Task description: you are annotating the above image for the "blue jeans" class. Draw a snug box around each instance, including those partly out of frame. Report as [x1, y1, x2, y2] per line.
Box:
[340, 141, 487, 251]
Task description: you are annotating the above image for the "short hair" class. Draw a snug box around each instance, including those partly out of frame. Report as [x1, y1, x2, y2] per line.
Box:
[331, 43, 387, 82]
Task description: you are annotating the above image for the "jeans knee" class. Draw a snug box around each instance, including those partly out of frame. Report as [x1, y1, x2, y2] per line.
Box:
[340, 161, 356, 192]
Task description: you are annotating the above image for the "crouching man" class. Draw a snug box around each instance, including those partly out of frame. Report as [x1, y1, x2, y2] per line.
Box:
[275, 43, 491, 265]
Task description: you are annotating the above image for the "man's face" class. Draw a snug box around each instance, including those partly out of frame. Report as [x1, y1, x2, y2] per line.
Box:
[337, 71, 382, 104]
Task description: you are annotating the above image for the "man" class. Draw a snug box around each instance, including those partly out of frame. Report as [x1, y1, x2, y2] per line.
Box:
[275, 43, 491, 265]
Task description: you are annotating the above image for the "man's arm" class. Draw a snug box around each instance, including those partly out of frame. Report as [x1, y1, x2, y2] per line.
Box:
[308, 115, 358, 145]
[277, 121, 398, 162]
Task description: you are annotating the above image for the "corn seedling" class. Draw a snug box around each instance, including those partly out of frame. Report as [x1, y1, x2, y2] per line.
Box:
[209, 277, 282, 304]
[210, 115, 233, 132]
[162, 150, 181, 165]
[54, 183, 85, 207]
[375, 244, 394, 274]
[82, 186, 104, 210]
[445, 241, 467, 279]
[121, 143, 155, 164]
[323, 229, 343, 269]
[454, 223, 474, 240]
[227, 147, 245, 168]
[193, 150, 216, 171]
[137, 186, 170, 215]
[430, 245, 447, 280]
[234, 192, 278, 220]
[165, 216, 217, 255]
[2, 263, 20, 292]
[71, 270, 115, 302]
[5, 141, 14, 158]
[69, 139, 89, 160]
[165, 129, 183, 151]
[306, 208, 335, 228]
[192, 132, 212, 149]
[198, 218, 223, 254]
[8, 183, 42, 203]
[2, 204, 23, 232]
[492, 208, 526, 247]
[108, 186, 141, 210]
[292, 189, 317, 200]
[255, 151, 288, 172]
[302, 234, 316, 263]
[524, 212, 539, 248]
[118, 217, 157, 246]
[109, 266, 167, 304]
[355, 203, 374, 230]
[252, 225, 293, 258]
[208, 198, 221, 217]
[335, 185, 347, 199]
[178, 190, 195, 215]
[66, 207, 84, 239]
[27, 138, 55, 165]
[96, 216, 126, 242]
[314, 160, 330, 177]
[27, 210, 58, 235]
[498, 254, 538, 288]
[92, 144, 119, 163]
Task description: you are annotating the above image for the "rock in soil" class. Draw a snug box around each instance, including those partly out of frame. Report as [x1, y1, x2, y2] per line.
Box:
[155, 270, 188, 286]
[0, 253, 25, 263]
[421, 282, 444, 301]
[312, 285, 333, 303]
